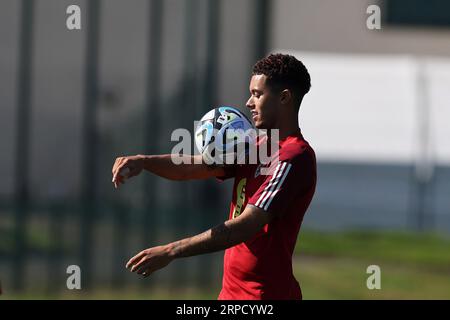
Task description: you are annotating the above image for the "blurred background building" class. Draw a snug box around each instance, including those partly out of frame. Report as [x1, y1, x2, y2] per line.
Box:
[0, 0, 449, 299]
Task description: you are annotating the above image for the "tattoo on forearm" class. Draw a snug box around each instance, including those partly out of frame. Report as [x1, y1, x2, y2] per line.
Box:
[171, 222, 234, 258]
[212, 223, 232, 245]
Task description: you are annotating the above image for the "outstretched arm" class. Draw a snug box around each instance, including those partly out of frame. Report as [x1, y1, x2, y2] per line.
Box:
[125, 205, 271, 277]
[112, 154, 226, 188]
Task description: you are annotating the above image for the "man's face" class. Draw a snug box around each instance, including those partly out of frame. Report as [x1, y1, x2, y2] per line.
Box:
[246, 74, 280, 129]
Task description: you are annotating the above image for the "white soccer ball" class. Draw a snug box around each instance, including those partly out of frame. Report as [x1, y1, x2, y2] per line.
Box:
[194, 106, 256, 165]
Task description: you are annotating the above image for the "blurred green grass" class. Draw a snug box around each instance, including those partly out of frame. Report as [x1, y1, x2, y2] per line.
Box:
[296, 230, 450, 269]
[4, 287, 220, 300]
[295, 230, 450, 299]
[2, 229, 450, 299]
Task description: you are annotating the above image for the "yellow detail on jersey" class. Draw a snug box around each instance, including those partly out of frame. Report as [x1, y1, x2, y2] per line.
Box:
[232, 178, 247, 219]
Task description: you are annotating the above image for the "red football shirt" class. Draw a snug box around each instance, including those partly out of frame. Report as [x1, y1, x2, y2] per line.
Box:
[217, 129, 317, 300]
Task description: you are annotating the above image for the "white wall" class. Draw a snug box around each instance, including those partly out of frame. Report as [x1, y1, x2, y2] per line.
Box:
[271, 0, 450, 57]
[281, 51, 450, 166]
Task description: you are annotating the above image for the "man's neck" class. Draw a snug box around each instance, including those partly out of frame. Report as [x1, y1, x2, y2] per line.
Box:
[265, 124, 300, 145]
[265, 110, 300, 141]
[277, 109, 300, 141]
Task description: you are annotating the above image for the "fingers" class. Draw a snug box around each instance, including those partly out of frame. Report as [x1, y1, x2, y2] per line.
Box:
[113, 175, 126, 189]
[126, 250, 147, 269]
[125, 246, 172, 279]
[126, 250, 156, 277]
[112, 157, 123, 177]
[112, 156, 140, 189]
[112, 157, 124, 184]
[135, 263, 147, 275]
[130, 255, 147, 273]
[136, 262, 158, 277]
[127, 256, 154, 278]
[112, 157, 130, 188]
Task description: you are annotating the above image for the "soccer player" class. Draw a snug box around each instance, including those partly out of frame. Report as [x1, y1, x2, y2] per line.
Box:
[111, 54, 316, 300]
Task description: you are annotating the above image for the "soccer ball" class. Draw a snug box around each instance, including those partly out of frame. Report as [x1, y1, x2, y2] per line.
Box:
[194, 106, 256, 165]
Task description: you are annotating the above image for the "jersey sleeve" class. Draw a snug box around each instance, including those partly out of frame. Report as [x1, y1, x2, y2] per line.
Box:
[248, 151, 315, 215]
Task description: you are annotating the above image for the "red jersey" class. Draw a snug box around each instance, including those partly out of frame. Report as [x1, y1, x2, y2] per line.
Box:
[217, 130, 317, 300]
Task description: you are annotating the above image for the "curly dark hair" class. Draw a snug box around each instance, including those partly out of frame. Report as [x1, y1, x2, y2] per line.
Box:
[252, 53, 311, 108]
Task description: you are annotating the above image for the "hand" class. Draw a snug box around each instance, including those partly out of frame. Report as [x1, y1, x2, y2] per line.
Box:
[112, 155, 145, 188]
[126, 245, 174, 278]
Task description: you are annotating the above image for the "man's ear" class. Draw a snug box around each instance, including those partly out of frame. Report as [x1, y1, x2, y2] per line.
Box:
[280, 89, 292, 105]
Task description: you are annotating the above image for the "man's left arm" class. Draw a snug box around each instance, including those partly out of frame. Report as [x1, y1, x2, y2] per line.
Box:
[126, 205, 272, 277]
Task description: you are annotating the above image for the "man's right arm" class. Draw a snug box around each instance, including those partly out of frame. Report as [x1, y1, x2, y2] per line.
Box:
[111, 154, 226, 188]
[139, 154, 226, 180]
